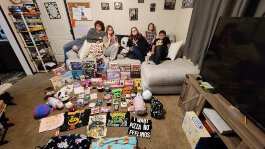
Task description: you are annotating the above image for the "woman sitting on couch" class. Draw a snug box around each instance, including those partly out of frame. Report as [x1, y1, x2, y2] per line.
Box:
[63, 20, 106, 61]
[103, 25, 120, 61]
[127, 27, 149, 62]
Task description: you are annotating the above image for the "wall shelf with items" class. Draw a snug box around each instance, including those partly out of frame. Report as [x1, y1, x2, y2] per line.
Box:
[8, 3, 56, 72]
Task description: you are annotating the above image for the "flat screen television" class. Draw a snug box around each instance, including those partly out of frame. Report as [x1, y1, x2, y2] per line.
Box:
[200, 17, 265, 132]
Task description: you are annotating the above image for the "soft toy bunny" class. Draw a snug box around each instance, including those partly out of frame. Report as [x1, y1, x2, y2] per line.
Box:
[47, 97, 64, 109]
[54, 90, 70, 102]
[133, 93, 146, 115]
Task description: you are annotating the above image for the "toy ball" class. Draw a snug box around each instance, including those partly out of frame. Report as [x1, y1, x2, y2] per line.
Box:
[34, 104, 50, 119]
[142, 90, 152, 102]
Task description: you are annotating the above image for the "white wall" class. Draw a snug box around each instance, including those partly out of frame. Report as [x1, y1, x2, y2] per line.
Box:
[66, 0, 193, 41]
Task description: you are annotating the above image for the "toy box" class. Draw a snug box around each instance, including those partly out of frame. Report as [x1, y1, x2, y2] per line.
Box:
[72, 70, 84, 80]
[61, 71, 73, 84]
[52, 65, 66, 76]
[182, 111, 211, 149]
[50, 76, 64, 90]
[120, 64, 131, 72]
[131, 71, 141, 78]
[131, 64, 141, 71]
[107, 69, 121, 80]
[70, 62, 83, 70]
[121, 71, 131, 80]
[125, 80, 134, 86]
[134, 79, 142, 87]
[96, 58, 106, 73]
[109, 62, 119, 69]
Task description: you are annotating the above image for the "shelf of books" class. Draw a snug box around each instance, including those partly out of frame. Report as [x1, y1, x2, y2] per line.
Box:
[8, 3, 56, 72]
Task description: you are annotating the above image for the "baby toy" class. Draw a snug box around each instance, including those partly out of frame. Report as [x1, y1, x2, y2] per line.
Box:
[54, 90, 70, 102]
[44, 87, 54, 99]
[133, 94, 146, 115]
[112, 89, 123, 98]
[142, 90, 152, 102]
[34, 104, 50, 119]
[150, 98, 165, 119]
[47, 97, 64, 110]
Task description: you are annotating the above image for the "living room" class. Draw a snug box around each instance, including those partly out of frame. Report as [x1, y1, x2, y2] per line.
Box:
[0, 0, 265, 148]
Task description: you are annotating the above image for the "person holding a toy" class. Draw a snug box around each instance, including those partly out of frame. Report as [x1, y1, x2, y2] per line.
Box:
[150, 30, 171, 65]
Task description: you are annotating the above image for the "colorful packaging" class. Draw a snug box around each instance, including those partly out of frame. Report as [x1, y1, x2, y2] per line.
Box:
[87, 115, 107, 139]
[71, 70, 84, 80]
[61, 71, 73, 84]
[131, 64, 141, 71]
[121, 71, 131, 80]
[106, 112, 130, 127]
[107, 69, 121, 80]
[50, 76, 64, 90]
[120, 64, 131, 72]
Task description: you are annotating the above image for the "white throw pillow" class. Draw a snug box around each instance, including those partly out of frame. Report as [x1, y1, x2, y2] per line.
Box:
[78, 40, 91, 60]
[167, 41, 183, 60]
[66, 50, 78, 59]
[121, 37, 129, 48]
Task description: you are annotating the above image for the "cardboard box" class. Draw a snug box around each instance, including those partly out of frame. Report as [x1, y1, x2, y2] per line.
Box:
[182, 111, 211, 149]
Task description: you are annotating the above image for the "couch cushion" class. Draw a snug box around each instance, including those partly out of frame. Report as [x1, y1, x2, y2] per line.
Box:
[111, 58, 141, 66]
[141, 58, 199, 86]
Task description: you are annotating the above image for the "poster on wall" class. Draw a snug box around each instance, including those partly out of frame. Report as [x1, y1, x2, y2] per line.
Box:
[164, 0, 176, 10]
[114, 2, 122, 10]
[138, 0, 144, 3]
[150, 3, 156, 12]
[182, 0, 194, 8]
[129, 8, 138, 21]
[101, 3, 110, 10]
[67, 2, 92, 21]
[44, 2, 61, 19]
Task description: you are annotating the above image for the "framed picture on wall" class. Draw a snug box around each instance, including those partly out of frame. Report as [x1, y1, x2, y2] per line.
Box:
[150, 3, 156, 12]
[182, 0, 194, 8]
[129, 8, 138, 21]
[114, 2, 122, 10]
[164, 0, 176, 10]
[44, 2, 61, 19]
[101, 3, 110, 10]
[138, 0, 144, 3]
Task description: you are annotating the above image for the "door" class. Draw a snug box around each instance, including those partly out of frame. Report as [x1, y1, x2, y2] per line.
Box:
[36, 0, 73, 62]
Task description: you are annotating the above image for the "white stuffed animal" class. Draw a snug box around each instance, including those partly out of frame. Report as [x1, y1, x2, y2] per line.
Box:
[60, 85, 74, 94]
[47, 97, 64, 109]
[54, 90, 70, 102]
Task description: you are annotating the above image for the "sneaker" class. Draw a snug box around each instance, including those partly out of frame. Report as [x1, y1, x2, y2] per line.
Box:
[148, 61, 156, 65]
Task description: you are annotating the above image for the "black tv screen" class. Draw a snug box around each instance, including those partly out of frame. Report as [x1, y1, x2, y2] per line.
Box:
[200, 17, 265, 132]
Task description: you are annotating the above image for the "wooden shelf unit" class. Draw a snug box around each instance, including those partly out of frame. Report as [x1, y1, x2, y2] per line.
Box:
[179, 74, 265, 149]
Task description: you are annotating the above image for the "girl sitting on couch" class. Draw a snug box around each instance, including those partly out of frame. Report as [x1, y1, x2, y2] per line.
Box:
[103, 25, 120, 61]
[63, 20, 106, 61]
[127, 27, 149, 62]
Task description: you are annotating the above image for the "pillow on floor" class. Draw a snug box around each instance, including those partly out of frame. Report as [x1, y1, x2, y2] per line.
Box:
[167, 41, 183, 60]
[78, 40, 91, 60]
[66, 50, 78, 59]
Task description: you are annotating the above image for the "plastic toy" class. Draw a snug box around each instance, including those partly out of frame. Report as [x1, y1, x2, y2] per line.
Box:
[142, 90, 152, 102]
[91, 107, 100, 115]
[76, 99, 84, 109]
[106, 99, 112, 106]
[54, 90, 70, 102]
[84, 95, 90, 105]
[104, 86, 111, 92]
[96, 99, 103, 106]
[47, 97, 64, 110]
[34, 104, 50, 119]
[97, 86, 104, 92]
[124, 80, 134, 86]
[103, 94, 112, 100]
[82, 80, 90, 88]
[134, 79, 142, 87]
[113, 99, 119, 105]
[121, 102, 127, 108]
[114, 104, 119, 111]
[65, 101, 77, 112]
[123, 87, 131, 96]
[112, 89, 123, 98]
[100, 107, 110, 113]
[133, 94, 146, 115]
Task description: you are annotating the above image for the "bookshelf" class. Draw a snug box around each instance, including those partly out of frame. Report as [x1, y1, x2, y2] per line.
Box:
[179, 74, 265, 149]
[8, 3, 56, 72]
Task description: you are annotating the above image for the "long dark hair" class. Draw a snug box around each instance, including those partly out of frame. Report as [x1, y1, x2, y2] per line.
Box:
[105, 25, 114, 35]
[129, 27, 142, 40]
[148, 23, 156, 33]
[94, 20, 105, 31]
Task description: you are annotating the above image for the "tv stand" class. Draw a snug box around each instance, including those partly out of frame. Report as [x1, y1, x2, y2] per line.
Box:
[179, 74, 265, 149]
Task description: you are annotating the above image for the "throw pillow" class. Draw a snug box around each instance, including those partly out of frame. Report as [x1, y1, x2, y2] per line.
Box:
[78, 40, 91, 60]
[167, 41, 183, 60]
[66, 50, 78, 59]
[121, 37, 129, 48]
[87, 43, 103, 58]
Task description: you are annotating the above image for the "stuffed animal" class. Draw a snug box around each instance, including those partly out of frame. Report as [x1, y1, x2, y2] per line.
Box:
[47, 97, 64, 110]
[54, 90, 70, 102]
[60, 85, 74, 94]
[142, 90, 152, 102]
[133, 94, 146, 115]
[150, 98, 165, 119]
[34, 104, 50, 119]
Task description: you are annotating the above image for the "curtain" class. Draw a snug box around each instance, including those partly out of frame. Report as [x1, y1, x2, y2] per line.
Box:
[183, 0, 251, 68]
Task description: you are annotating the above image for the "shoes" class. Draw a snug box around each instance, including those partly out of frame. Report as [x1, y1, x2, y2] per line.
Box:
[148, 61, 156, 65]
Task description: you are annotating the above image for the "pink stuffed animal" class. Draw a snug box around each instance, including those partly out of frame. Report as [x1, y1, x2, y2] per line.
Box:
[47, 97, 64, 110]
[133, 94, 146, 115]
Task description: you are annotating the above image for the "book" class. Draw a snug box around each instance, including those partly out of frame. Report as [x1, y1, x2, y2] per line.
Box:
[87, 115, 107, 139]
[50, 76, 64, 90]
[61, 71, 73, 84]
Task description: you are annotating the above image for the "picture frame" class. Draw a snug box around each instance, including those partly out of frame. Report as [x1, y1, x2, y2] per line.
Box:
[182, 0, 194, 8]
[150, 3, 156, 12]
[114, 2, 122, 10]
[138, 0, 144, 3]
[101, 3, 110, 10]
[129, 8, 138, 21]
[164, 0, 176, 10]
[44, 2, 61, 19]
